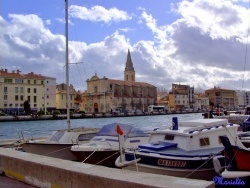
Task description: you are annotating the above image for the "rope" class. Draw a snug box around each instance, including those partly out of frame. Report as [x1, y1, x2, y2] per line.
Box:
[185, 154, 216, 178]
[133, 149, 139, 172]
[94, 150, 120, 165]
[42, 145, 73, 156]
[81, 149, 98, 163]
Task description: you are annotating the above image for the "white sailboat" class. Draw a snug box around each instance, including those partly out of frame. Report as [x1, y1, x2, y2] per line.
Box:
[20, 0, 98, 161]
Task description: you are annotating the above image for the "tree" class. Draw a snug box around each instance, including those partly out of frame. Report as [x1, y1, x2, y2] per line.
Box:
[24, 100, 31, 115]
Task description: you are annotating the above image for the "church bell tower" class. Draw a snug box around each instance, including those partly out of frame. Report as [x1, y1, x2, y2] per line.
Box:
[124, 49, 135, 82]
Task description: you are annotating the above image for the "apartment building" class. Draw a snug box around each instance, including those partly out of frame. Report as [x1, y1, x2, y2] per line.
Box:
[0, 69, 56, 114]
[205, 87, 237, 110]
[168, 84, 195, 111]
[235, 90, 250, 108]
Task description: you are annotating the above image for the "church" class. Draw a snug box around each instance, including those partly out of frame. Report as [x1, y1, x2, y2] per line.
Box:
[82, 49, 157, 113]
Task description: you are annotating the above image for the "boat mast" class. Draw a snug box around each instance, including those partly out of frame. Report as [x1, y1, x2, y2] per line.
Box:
[65, 0, 70, 130]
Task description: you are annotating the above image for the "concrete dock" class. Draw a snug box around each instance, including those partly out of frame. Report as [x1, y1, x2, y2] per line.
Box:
[0, 148, 214, 188]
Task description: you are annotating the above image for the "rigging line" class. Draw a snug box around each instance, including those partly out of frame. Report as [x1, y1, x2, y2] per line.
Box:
[242, 0, 250, 90]
[40, 1, 65, 76]
[76, 63, 87, 90]
[73, 26, 88, 90]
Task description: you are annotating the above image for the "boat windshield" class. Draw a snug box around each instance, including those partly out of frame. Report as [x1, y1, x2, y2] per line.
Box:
[96, 123, 132, 136]
[47, 131, 65, 142]
[95, 122, 148, 137]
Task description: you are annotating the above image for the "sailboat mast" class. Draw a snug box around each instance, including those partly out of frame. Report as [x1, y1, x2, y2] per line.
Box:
[65, 0, 70, 130]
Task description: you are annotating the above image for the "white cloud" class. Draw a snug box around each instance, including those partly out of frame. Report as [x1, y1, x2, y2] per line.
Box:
[69, 5, 132, 24]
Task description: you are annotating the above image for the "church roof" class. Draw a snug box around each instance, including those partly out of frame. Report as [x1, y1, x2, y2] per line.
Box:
[108, 79, 156, 88]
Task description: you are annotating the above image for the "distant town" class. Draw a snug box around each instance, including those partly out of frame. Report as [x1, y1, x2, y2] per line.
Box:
[0, 50, 249, 116]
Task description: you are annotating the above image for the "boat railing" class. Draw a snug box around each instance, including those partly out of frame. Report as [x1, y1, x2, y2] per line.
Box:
[17, 129, 51, 142]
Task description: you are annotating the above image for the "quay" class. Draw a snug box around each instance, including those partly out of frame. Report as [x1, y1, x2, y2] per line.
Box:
[0, 148, 214, 188]
[1, 112, 249, 126]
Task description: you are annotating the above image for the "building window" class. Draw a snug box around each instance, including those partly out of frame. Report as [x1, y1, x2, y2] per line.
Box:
[34, 96, 37, 103]
[4, 95, 7, 100]
[15, 87, 18, 93]
[4, 87, 7, 94]
[28, 80, 31, 84]
[34, 88, 37, 93]
[94, 86, 98, 93]
[4, 78, 12, 83]
[20, 95, 24, 101]
[34, 80, 36, 84]
[20, 87, 24, 93]
[28, 96, 31, 102]
[61, 95, 63, 100]
[47, 95, 49, 99]
[15, 79, 23, 83]
[9, 104, 13, 107]
[15, 95, 18, 101]
[27, 88, 31, 93]
[41, 81, 44, 85]
[34, 104, 37, 107]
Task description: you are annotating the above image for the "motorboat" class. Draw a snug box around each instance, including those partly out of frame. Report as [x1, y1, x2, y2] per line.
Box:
[19, 127, 98, 160]
[115, 118, 239, 180]
[70, 122, 149, 167]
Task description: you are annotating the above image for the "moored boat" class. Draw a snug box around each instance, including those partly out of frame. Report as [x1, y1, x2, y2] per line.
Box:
[70, 122, 149, 167]
[115, 118, 239, 180]
[214, 135, 250, 179]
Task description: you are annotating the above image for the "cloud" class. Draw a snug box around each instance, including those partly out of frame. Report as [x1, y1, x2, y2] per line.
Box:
[69, 5, 132, 24]
[1, 0, 250, 92]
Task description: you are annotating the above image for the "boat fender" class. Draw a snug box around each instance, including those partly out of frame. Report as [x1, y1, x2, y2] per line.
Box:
[213, 156, 223, 175]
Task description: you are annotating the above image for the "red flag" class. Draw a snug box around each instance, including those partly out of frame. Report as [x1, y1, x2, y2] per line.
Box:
[117, 125, 123, 135]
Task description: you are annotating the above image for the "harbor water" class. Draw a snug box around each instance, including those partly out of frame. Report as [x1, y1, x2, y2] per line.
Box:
[0, 113, 204, 140]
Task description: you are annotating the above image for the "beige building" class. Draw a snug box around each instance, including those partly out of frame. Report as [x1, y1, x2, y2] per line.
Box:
[168, 84, 195, 111]
[55, 83, 77, 113]
[205, 87, 237, 110]
[193, 93, 209, 110]
[82, 50, 157, 113]
[0, 69, 56, 114]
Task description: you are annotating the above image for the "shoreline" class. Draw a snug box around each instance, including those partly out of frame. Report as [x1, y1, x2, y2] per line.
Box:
[0, 111, 203, 122]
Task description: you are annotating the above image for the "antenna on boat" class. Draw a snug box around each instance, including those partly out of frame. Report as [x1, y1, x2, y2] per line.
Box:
[65, 0, 70, 130]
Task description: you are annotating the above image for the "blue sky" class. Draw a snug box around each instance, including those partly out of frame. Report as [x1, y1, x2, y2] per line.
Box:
[1, 0, 250, 92]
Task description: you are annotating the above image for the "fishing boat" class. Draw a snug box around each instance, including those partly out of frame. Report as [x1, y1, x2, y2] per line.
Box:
[19, 0, 98, 161]
[70, 122, 149, 167]
[115, 118, 239, 180]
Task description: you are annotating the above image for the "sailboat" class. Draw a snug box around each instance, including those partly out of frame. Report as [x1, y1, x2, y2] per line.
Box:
[20, 0, 98, 161]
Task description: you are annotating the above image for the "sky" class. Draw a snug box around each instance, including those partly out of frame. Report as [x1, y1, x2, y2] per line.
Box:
[1, 0, 250, 92]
